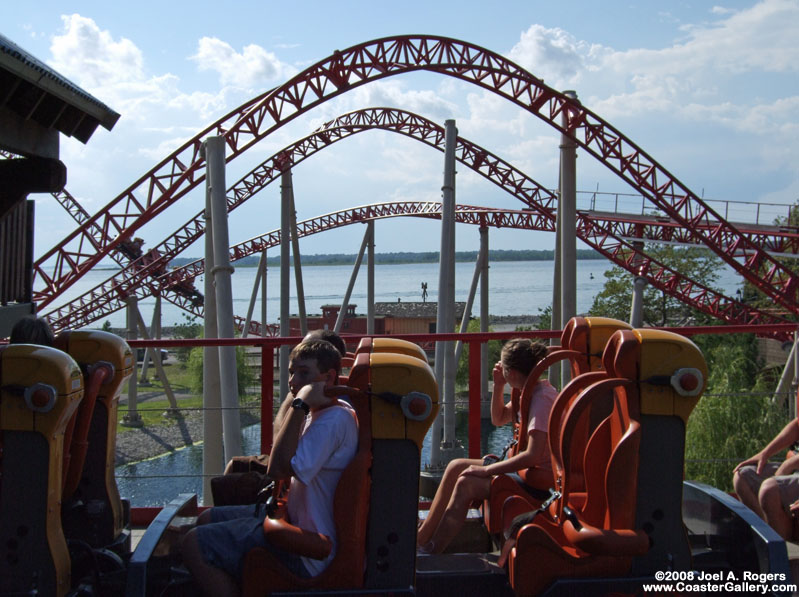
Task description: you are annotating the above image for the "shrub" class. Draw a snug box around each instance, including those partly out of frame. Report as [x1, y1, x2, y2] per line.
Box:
[684, 333, 783, 491]
[187, 343, 255, 399]
[455, 318, 502, 390]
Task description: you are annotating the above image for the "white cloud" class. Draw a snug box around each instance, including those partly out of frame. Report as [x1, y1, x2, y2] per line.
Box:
[507, 24, 596, 89]
[190, 37, 292, 89]
[50, 14, 145, 89]
[350, 81, 458, 121]
[48, 14, 230, 126]
[507, 0, 799, 111]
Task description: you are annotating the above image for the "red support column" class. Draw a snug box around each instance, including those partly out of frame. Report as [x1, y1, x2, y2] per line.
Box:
[261, 345, 274, 455]
[468, 340, 482, 459]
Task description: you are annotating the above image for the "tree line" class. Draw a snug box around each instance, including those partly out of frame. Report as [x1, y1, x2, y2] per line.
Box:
[168, 249, 604, 268]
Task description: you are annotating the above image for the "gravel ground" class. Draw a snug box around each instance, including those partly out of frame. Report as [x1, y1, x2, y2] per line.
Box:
[114, 408, 260, 466]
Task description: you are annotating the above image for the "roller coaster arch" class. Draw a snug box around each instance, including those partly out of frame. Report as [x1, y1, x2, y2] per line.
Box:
[32, 35, 798, 315]
[42, 108, 790, 333]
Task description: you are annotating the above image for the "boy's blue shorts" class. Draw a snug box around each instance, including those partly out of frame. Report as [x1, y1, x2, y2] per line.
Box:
[196, 504, 310, 580]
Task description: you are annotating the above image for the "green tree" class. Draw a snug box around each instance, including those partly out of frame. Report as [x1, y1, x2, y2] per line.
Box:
[186, 340, 255, 399]
[589, 245, 723, 326]
[685, 333, 783, 491]
[455, 318, 502, 390]
[172, 314, 202, 363]
[536, 305, 552, 331]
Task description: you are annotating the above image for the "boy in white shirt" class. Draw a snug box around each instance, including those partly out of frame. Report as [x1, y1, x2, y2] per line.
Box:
[182, 340, 357, 596]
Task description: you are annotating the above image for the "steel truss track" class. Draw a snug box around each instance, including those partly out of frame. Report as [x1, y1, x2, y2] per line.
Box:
[33, 35, 798, 316]
[43, 109, 788, 334]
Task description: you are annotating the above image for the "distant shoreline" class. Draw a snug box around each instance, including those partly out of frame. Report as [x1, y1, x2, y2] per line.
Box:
[96, 249, 604, 270]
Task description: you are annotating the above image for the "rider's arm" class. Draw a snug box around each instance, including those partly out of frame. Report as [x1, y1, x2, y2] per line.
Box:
[483, 429, 547, 476]
[490, 362, 513, 426]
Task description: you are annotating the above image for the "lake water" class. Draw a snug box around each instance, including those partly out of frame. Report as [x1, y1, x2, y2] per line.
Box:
[117, 415, 512, 505]
[52, 259, 621, 330]
[106, 258, 744, 506]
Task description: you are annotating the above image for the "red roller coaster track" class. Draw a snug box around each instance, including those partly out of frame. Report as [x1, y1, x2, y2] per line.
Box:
[42, 108, 790, 334]
[159, 202, 795, 339]
[32, 35, 798, 316]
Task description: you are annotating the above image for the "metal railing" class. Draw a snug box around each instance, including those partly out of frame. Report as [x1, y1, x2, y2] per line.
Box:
[577, 190, 796, 227]
[116, 323, 799, 509]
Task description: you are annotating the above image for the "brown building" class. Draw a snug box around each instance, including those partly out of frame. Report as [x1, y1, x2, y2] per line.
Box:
[288, 301, 468, 337]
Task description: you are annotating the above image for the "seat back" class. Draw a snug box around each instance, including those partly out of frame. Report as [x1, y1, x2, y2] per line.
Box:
[513, 318, 632, 484]
[557, 375, 641, 529]
[507, 329, 707, 594]
[563, 316, 633, 376]
[0, 344, 84, 597]
[54, 330, 134, 550]
[308, 388, 373, 588]
[355, 336, 429, 363]
[349, 349, 438, 590]
[624, 329, 707, 575]
[242, 342, 437, 595]
[484, 319, 631, 534]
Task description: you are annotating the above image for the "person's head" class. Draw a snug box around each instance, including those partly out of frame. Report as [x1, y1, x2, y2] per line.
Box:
[303, 328, 346, 357]
[500, 338, 548, 389]
[288, 339, 341, 396]
[9, 316, 54, 347]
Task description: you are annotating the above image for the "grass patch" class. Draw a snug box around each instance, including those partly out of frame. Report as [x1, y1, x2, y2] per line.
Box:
[137, 362, 193, 392]
[117, 394, 204, 430]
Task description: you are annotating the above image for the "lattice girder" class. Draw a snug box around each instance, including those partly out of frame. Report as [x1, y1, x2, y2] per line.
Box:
[34, 36, 797, 315]
[44, 108, 790, 333]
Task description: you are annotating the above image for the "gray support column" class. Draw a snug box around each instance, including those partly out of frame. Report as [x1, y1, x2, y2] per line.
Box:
[243, 250, 268, 339]
[454, 241, 484, 366]
[335, 225, 370, 334]
[203, 182, 223, 503]
[479, 225, 490, 418]
[629, 276, 647, 327]
[550, 171, 562, 387]
[139, 295, 161, 383]
[289, 190, 308, 336]
[793, 331, 799, 419]
[438, 119, 461, 463]
[559, 90, 579, 389]
[206, 136, 242, 462]
[122, 296, 142, 427]
[132, 304, 178, 412]
[774, 341, 796, 407]
[279, 169, 291, 399]
[367, 220, 375, 335]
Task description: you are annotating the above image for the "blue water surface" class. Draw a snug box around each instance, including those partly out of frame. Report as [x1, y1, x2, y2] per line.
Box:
[117, 416, 513, 506]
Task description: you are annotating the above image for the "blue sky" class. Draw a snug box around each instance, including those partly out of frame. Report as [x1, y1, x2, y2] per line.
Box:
[2, 0, 798, 258]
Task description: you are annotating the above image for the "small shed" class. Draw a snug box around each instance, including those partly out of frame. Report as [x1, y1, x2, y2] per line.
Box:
[375, 301, 467, 335]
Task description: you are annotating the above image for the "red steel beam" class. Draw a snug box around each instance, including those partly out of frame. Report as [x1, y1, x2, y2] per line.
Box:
[44, 109, 789, 333]
[33, 36, 798, 315]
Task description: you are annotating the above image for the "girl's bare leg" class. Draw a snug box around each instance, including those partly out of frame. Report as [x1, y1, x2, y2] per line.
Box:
[426, 472, 492, 553]
[417, 458, 481, 547]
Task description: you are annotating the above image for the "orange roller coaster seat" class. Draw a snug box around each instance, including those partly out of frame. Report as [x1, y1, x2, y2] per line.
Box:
[483, 317, 631, 536]
[504, 329, 672, 596]
[241, 380, 372, 595]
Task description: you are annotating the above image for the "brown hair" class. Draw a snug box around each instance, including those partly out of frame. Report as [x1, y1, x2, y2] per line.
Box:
[9, 316, 54, 347]
[289, 339, 341, 375]
[303, 329, 346, 357]
[501, 338, 548, 377]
